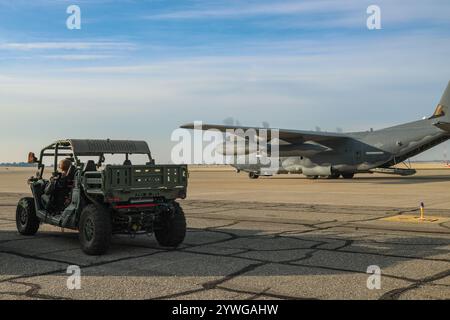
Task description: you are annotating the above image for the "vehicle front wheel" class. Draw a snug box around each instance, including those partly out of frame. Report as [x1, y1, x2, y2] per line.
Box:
[342, 173, 355, 179]
[155, 202, 186, 248]
[79, 204, 112, 255]
[16, 197, 40, 235]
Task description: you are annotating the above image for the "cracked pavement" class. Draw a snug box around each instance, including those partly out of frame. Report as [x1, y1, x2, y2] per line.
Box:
[0, 168, 449, 299]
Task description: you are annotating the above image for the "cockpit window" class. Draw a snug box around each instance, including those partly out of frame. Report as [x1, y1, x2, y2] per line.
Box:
[430, 104, 446, 119]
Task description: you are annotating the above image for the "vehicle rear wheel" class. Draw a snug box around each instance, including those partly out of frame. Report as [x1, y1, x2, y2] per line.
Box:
[16, 197, 40, 235]
[342, 173, 355, 179]
[79, 204, 112, 255]
[249, 172, 259, 179]
[155, 202, 186, 248]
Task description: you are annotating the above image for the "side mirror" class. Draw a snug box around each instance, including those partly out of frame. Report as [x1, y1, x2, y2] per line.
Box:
[27, 152, 38, 164]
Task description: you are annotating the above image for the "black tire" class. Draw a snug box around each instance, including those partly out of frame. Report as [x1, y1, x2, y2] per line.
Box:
[306, 175, 318, 179]
[155, 202, 186, 248]
[78, 204, 112, 255]
[16, 197, 40, 235]
[342, 173, 355, 179]
[327, 173, 340, 179]
[249, 172, 259, 179]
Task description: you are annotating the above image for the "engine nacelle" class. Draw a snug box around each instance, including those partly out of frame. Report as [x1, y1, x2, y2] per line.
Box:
[302, 165, 332, 176]
[215, 141, 328, 157]
[278, 143, 329, 157]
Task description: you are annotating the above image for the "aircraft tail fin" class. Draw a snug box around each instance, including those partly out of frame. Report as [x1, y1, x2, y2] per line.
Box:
[439, 81, 450, 109]
[431, 81, 450, 120]
[431, 81, 450, 132]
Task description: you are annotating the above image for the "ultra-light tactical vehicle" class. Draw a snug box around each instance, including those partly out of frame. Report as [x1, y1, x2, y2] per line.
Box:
[16, 139, 188, 255]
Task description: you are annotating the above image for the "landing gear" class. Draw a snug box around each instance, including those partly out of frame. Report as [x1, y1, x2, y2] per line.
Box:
[341, 173, 355, 179]
[249, 172, 259, 179]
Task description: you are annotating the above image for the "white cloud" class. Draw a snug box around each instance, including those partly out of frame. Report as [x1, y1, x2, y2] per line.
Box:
[0, 41, 136, 51]
[41, 54, 114, 61]
[1, 33, 448, 129]
[145, 1, 357, 20]
[1, 31, 450, 161]
[144, 0, 450, 29]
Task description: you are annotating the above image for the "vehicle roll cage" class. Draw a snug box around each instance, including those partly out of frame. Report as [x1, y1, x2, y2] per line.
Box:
[37, 139, 154, 178]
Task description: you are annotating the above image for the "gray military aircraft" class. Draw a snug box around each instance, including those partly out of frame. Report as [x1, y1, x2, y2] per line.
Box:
[181, 81, 450, 179]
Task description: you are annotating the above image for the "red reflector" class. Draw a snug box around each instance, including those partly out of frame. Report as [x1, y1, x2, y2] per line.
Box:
[114, 203, 158, 209]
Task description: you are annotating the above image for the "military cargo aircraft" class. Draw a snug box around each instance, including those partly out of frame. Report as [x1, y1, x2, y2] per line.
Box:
[181, 81, 450, 179]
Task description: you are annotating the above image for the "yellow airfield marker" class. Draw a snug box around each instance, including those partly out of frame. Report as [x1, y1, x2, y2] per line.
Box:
[419, 202, 425, 220]
[382, 215, 442, 223]
[382, 202, 449, 223]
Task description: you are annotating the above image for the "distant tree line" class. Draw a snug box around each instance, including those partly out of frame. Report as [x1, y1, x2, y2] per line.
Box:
[0, 162, 36, 167]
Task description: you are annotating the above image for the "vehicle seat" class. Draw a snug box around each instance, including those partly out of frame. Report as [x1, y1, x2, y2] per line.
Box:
[84, 160, 97, 172]
[66, 165, 76, 179]
[65, 165, 77, 189]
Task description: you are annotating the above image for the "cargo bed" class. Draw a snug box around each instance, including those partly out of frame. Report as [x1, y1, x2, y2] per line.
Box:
[83, 164, 188, 201]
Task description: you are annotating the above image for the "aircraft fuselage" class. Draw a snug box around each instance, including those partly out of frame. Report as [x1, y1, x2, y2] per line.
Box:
[234, 117, 449, 177]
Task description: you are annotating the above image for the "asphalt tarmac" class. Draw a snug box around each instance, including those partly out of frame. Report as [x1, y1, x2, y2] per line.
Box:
[0, 168, 449, 299]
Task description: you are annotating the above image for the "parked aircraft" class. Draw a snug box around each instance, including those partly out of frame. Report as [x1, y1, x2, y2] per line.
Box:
[181, 81, 450, 179]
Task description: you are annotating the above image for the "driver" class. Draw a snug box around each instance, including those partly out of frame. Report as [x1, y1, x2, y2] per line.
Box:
[43, 159, 75, 212]
[58, 159, 75, 183]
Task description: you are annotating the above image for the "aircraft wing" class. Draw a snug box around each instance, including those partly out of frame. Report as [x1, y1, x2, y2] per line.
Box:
[179, 123, 349, 146]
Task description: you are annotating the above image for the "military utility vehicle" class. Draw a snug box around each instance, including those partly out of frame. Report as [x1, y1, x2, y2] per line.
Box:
[16, 139, 188, 255]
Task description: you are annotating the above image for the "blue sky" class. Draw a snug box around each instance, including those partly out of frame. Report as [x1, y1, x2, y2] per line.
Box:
[1, 0, 450, 162]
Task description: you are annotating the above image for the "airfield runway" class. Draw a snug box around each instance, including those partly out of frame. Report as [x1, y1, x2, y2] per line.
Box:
[0, 167, 449, 300]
